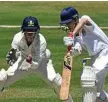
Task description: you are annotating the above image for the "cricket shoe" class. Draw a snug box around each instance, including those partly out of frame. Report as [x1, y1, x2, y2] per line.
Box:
[96, 91, 108, 102]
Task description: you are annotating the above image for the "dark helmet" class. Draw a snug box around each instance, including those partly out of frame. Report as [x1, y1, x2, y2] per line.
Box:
[60, 6, 79, 24]
[21, 16, 40, 32]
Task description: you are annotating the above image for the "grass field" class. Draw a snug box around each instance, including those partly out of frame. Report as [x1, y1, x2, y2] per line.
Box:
[0, 1, 108, 102]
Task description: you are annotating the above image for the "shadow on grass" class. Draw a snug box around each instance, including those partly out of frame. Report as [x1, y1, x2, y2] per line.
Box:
[0, 97, 82, 102]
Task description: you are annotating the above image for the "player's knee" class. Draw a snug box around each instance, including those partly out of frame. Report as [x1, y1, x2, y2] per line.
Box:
[0, 69, 7, 81]
[0, 69, 8, 92]
[53, 73, 62, 86]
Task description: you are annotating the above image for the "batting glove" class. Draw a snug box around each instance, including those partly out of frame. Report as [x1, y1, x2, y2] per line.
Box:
[63, 36, 74, 46]
[70, 42, 82, 57]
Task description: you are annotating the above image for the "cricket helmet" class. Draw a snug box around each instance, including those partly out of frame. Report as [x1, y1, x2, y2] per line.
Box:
[21, 16, 40, 32]
[60, 6, 79, 24]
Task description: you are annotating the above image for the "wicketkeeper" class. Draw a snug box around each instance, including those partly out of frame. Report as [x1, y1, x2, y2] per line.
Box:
[60, 6, 108, 102]
[0, 16, 73, 102]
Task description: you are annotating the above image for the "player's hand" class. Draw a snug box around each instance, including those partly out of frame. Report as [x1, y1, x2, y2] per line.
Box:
[26, 55, 32, 64]
[63, 36, 74, 46]
[6, 48, 17, 66]
[19, 55, 32, 71]
[70, 43, 82, 56]
[19, 59, 32, 71]
[20, 58, 38, 71]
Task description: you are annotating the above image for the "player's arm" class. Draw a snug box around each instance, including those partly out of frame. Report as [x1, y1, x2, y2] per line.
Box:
[27, 34, 47, 69]
[28, 41, 47, 70]
[73, 15, 92, 36]
[23, 34, 50, 71]
[23, 41, 47, 71]
[38, 34, 47, 62]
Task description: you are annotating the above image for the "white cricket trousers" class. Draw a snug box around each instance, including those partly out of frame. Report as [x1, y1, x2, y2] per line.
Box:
[1, 56, 73, 102]
[90, 48, 108, 94]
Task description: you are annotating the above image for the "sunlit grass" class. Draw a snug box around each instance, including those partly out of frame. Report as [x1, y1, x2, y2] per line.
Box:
[0, 1, 108, 102]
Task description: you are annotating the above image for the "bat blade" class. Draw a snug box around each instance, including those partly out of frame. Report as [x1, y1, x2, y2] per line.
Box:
[60, 53, 73, 100]
[60, 32, 73, 100]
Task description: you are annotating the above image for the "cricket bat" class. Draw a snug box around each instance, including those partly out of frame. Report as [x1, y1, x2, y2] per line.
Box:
[60, 32, 73, 100]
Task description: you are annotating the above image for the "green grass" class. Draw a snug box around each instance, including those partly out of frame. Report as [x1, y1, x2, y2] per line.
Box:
[0, 1, 108, 102]
[0, 1, 108, 26]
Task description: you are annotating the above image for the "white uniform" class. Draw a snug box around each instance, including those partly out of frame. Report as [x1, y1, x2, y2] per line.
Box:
[12, 31, 46, 62]
[1, 31, 73, 102]
[75, 15, 108, 101]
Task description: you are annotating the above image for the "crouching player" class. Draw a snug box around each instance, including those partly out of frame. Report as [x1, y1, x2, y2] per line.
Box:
[60, 6, 108, 102]
[0, 16, 73, 102]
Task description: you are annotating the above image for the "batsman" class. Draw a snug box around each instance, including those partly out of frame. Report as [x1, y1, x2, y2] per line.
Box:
[60, 6, 108, 102]
[0, 16, 73, 102]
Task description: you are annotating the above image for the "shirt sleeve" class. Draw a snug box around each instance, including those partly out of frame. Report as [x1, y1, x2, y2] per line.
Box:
[32, 34, 47, 63]
[81, 15, 94, 32]
[11, 34, 19, 50]
[40, 34, 47, 58]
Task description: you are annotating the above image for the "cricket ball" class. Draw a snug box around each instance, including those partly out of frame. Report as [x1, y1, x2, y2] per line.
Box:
[26, 55, 32, 64]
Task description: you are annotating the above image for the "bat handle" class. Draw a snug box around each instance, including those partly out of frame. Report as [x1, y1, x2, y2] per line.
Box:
[68, 32, 73, 52]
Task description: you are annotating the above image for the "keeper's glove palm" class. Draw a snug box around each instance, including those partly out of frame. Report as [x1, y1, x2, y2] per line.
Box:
[6, 48, 17, 66]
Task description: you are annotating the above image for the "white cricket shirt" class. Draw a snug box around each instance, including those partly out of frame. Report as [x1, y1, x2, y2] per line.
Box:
[75, 15, 108, 56]
[11, 31, 47, 62]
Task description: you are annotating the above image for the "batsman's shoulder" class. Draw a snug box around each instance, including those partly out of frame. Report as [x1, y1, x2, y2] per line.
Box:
[81, 15, 91, 21]
[81, 15, 93, 26]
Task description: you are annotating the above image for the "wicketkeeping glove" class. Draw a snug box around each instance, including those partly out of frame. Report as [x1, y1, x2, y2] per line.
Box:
[6, 48, 17, 66]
